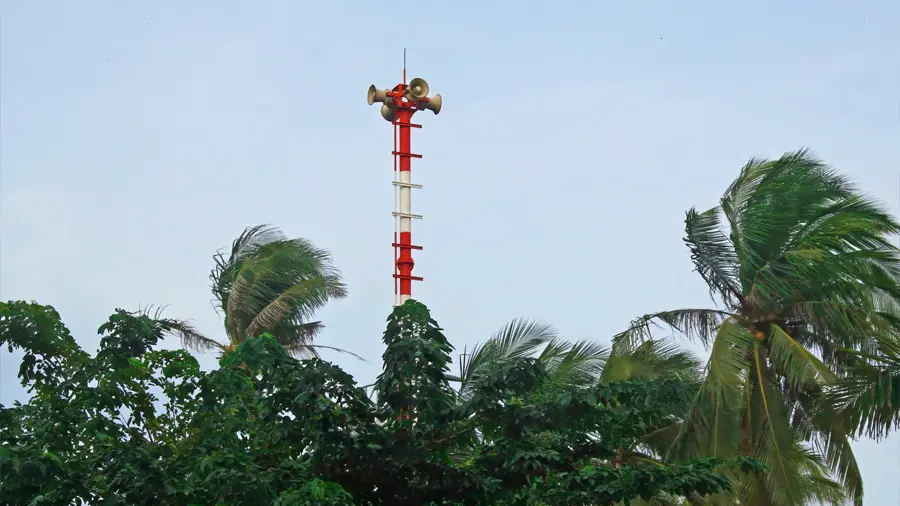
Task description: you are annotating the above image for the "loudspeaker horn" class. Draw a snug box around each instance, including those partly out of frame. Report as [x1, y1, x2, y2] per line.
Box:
[418, 94, 442, 115]
[367, 85, 390, 105]
[406, 78, 429, 100]
[380, 103, 396, 122]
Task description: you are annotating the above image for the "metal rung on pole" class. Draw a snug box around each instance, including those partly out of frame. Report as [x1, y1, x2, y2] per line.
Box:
[392, 151, 422, 159]
[392, 181, 423, 189]
[392, 212, 423, 220]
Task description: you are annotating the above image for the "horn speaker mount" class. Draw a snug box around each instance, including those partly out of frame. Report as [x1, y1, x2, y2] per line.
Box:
[367, 75, 441, 122]
[367, 85, 391, 106]
[417, 94, 442, 115]
[405, 78, 429, 100]
[380, 103, 396, 122]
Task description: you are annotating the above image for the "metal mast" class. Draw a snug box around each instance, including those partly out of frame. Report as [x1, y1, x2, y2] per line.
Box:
[367, 60, 442, 306]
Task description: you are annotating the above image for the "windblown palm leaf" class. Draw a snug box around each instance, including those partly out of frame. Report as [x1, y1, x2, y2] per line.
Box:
[829, 342, 900, 440]
[456, 318, 562, 395]
[179, 225, 350, 358]
[614, 149, 900, 505]
[137, 305, 224, 353]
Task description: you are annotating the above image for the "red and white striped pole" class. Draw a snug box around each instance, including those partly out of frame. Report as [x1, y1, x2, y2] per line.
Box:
[367, 59, 442, 307]
[393, 106, 420, 306]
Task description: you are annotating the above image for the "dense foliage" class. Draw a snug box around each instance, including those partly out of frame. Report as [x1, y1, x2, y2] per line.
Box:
[0, 300, 760, 505]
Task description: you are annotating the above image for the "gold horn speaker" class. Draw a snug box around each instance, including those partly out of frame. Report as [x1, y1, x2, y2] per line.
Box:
[367, 85, 390, 105]
[418, 94, 442, 115]
[406, 78, 429, 100]
[380, 103, 396, 122]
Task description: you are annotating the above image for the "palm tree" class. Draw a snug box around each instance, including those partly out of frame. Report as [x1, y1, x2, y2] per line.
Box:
[180, 225, 351, 358]
[612, 149, 900, 505]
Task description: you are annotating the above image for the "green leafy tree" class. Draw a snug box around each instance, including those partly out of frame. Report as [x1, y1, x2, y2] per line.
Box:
[613, 149, 900, 505]
[0, 301, 203, 504]
[181, 224, 350, 357]
[0, 300, 761, 505]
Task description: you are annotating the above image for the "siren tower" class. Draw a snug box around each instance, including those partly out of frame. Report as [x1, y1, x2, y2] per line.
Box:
[367, 55, 442, 307]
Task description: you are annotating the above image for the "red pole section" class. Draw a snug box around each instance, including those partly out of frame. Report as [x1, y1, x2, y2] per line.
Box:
[396, 108, 415, 302]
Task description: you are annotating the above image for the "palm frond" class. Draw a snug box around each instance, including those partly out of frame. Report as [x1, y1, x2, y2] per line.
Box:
[787, 300, 900, 355]
[829, 347, 900, 440]
[671, 319, 752, 461]
[719, 155, 770, 253]
[135, 305, 224, 353]
[732, 150, 849, 277]
[244, 276, 341, 338]
[802, 399, 864, 506]
[269, 321, 325, 357]
[748, 343, 804, 505]
[683, 207, 744, 308]
[791, 446, 850, 506]
[280, 342, 367, 362]
[602, 339, 702, 383]
[210, 224, 286, 312]
[457, 318, 556, 392]
[612, 309, 733, 351]
[535, 337, 574, 364]
[639, 422, 683, 460]
[799, 475, 848, 506]
[767, 323, 837, 391]
[541, 339, 609, 387]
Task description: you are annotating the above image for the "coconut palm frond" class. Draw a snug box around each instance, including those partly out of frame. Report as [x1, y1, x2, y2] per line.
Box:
[458, 318, 557, 392]
[612, 309, 732, 351]
[135, 305, 224, 353]
[543, 339, 609, 387]
[684, 206, 743, 309]
[280, 342, 368, 362]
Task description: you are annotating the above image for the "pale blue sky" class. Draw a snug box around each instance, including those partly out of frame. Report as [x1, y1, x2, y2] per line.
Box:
[2, 1, 899, 503]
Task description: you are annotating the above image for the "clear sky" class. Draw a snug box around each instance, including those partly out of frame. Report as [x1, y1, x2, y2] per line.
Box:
[2, 1, 898, 503]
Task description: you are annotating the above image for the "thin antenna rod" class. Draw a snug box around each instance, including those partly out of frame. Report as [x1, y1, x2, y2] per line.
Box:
[403, 48, 407, 85]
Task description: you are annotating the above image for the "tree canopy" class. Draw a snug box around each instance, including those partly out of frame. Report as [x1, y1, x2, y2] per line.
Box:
[0, 300, 760, 505]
